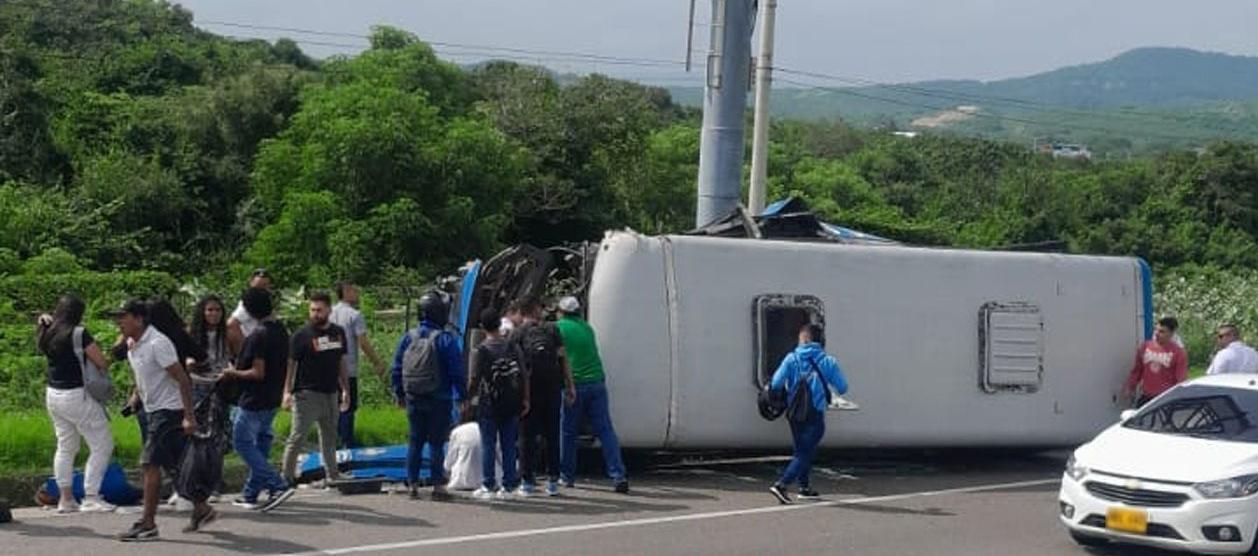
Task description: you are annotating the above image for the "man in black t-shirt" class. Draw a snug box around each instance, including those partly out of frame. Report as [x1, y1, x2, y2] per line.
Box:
[509, 297, 576, 497]
[218, 287, 295, 513]
[281, 292, 350, 485]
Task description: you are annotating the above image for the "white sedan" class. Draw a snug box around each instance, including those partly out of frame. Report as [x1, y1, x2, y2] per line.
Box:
[1059, 374, 1258, 555]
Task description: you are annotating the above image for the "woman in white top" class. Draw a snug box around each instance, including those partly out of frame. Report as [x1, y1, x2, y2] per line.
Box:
[36, 295, 116, 513]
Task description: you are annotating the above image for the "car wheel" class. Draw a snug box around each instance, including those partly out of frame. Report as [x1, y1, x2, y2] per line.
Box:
[1248, 527, 1258, 556]
[1069, 530, 1107, 547]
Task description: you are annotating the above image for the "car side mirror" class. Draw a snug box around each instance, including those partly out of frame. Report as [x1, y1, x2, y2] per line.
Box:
[1120, 409, 1138, 422]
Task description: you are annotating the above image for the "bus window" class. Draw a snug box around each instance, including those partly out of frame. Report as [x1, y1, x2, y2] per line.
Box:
[753, 294, 825, 388]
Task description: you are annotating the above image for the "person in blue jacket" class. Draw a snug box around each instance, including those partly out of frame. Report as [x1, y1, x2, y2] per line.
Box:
[390, 292, 465, 501]
[768, 323, 848, 505]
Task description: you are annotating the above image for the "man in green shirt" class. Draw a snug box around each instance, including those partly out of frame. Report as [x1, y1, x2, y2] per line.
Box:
[556, 296, 628, 494]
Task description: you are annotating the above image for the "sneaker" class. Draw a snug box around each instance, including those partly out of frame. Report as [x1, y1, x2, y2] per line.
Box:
[231, 497, 260, 510]
[495, 488, 514, 500]
[183, 508, 218, 533]
[80, 498, 117, 513]
[56, 500, 80, 514]
[166, 493, 180, 506]
[117, 521, 159, 542]
[562, 480, 575, 489]
[431, 487, 453, 502]
[517, 483, 535, 497]
[546, 481, 560, 497]
[769, 484, 792, 505]
[208, 492, 222, 504]
[614, 481, 630, 494]
[260, 488, 296, 513]
[797, 488, 821, 500]
[408, 486, 420, 500]
[172, 496, 195, 512]
[473, 487, 495, 500]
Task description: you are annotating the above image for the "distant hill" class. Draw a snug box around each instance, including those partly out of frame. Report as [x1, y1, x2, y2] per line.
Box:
[666, 47, 1258, 153]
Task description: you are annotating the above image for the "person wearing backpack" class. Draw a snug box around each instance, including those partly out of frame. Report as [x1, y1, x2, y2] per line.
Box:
[467, 308, 529, 500]
[768, 323, 848, 506]
[509, 297, 576, 497]
[390, 291, 465, 501]
[555, 297, 629, 494]
[36, 295, 117, 514]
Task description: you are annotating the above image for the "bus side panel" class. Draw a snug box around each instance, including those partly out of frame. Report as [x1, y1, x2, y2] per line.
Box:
[587, 233, 673, 448]
[662, 236, 1138, 449]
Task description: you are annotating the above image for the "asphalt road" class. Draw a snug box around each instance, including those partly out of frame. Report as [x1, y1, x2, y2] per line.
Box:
[0, 450, 1194, 556]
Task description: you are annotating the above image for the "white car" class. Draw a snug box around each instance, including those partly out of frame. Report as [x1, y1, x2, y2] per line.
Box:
[1059, 374, 1258, 554]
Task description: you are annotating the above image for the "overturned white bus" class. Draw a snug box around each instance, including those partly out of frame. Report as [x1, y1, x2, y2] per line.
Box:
[450, 204, 1152, 450]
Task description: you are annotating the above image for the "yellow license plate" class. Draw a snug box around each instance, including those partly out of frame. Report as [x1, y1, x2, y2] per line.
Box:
[1106, 507, 1148, 535]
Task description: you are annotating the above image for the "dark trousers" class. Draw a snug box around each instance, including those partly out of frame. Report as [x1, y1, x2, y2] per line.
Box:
[778, 413, 826, 489]
[520, 387, 561, 486]
[338, 377, 359, 448]
[405, 395, 452, 486]
[479, 414, 520, 490]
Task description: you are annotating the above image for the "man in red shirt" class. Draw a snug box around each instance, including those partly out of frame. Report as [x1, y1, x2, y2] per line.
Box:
[1123, 317, 1189, 408]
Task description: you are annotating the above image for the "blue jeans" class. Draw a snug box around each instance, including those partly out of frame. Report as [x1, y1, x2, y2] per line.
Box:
[560, 381, 626, 483]
[479, 414, 520, 490]
[233, 407, 287, 501]
[406, 396, 452, 486]
[777, 413, 825, 488]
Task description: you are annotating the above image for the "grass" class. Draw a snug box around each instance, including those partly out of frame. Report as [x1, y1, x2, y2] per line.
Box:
[0, 406, 411, 476]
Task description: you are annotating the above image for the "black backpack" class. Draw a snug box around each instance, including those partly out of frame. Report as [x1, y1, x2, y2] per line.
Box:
[786, 357, 831, 423]
[519, 323, 562, 384]
[480, 345, 524, 417]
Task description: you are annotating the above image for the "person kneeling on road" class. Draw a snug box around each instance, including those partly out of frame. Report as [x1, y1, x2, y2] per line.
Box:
[768, 323, 848, 506]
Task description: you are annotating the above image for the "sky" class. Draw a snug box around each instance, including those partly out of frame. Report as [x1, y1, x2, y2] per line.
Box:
[176, 0, 1258, 86]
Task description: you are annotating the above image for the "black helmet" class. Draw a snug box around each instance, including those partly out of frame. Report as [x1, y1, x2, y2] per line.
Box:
[757, 384, 787, 421]
[419, 291, 448, 326]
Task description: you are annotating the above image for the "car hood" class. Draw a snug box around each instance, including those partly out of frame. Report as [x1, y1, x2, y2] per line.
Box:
[1076, 425, 1258, 483]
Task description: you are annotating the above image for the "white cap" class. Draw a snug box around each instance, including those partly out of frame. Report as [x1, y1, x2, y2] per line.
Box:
[558, 296, 581, 313]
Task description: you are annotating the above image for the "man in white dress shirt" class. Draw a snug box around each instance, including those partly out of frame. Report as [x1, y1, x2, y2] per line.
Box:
[1207, 324, 1258, 375]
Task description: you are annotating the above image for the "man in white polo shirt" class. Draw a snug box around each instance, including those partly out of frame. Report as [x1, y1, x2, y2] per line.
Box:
[110, 300, 213, 542]
[1207, 324, 1258, 375]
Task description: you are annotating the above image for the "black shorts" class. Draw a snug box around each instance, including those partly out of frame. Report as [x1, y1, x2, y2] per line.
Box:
[141, 409, 188, 468]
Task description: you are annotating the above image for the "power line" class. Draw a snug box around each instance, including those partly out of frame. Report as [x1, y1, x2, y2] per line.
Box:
[200, 20, 687, 69]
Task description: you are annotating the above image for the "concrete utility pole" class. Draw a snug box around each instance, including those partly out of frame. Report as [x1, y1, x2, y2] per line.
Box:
[747, 0, 777, 215]
[695, 0, 755, 228]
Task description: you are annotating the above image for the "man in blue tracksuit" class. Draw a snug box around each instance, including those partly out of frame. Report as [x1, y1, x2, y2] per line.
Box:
[390, 292, 465, 501]
[769, 323, 848, 505]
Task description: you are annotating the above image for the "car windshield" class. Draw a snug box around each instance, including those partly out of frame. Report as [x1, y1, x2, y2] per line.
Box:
[1124, 384, 1258, 443]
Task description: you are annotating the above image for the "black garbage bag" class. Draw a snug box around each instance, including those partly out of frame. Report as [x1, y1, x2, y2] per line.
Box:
[178, 434, 222, 504]
[177, 384, 228, 504]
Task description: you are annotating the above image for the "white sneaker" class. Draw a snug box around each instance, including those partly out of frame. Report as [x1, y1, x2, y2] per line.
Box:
[166, 493, 179, 506]
[516, 484, 535, 497]
[80, 498, 117, 513]
[495, 488, 514, 500]
[172, 496, 195, 512]
[472, 487, 494, 500]
[55, 501, 80, 514]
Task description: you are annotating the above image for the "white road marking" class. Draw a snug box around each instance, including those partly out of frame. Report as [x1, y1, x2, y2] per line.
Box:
[279, 477, 1060, 556]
